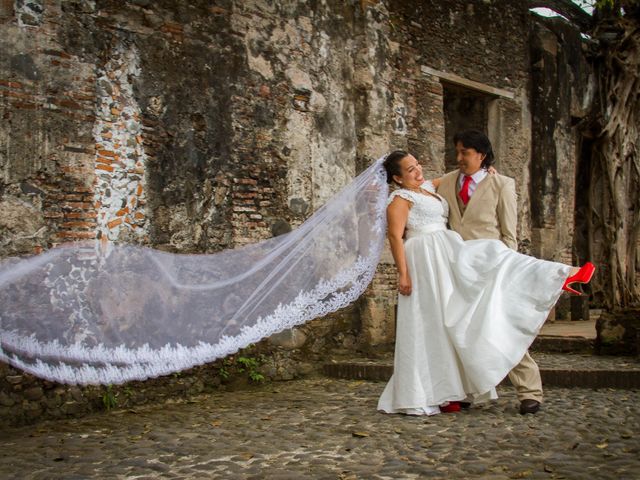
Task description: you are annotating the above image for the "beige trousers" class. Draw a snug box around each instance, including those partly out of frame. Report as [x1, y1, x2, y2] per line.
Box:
[507, 351, 543, 403]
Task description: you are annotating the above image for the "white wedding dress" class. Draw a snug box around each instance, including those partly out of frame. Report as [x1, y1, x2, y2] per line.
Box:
[377, 181, 571, 416]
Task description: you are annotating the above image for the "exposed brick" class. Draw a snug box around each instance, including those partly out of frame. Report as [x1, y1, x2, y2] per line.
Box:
[64, 212, 97, 219]
[63, 145, 92, 154]
[234, 178, 258, 185]
[0, 90, 32, 99]
[96, 164, 114, 172]
[0, 80, 23, 89]
[62, 202, 93, 210]
[209, 6, 228, 14]
[97, 149, 117, 158]
[11, 101, 37, 109]
[52, 98, 84, 110]
[160, 22, 184, 37]
[56, 231, 97, 239]
[73, 186, 93, 194]
[42, 49, 71, 59]
[64, 194, 85, 201]
[233, 192, 258, 199]
[107, 218, 123, 229]
[61, 221, 96, 229]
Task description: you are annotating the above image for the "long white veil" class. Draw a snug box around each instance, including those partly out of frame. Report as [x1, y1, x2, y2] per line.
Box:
[0, 157, 389, 385]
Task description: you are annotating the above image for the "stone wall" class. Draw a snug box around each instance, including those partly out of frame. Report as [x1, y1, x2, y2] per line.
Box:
[528, 16, 593, 318]
[1, 0, 587, 425]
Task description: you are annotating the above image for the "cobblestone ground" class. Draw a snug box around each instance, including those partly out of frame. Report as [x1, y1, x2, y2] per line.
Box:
[1, 378, 639, 480]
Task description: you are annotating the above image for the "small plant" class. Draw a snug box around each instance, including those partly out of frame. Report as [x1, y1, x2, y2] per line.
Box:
[248, 370, 265, 383]
[237, 355, 265, 383]
[102, 385, 118, 411]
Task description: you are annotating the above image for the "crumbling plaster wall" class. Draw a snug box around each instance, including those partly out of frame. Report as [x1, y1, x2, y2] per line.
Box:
[0, 0, 586, 424]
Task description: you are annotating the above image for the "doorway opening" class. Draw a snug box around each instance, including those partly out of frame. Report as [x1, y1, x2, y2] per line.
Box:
[442, 82, 494, 171]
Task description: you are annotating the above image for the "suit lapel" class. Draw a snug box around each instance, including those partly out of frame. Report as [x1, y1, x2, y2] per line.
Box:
[443, 171, 463, 220]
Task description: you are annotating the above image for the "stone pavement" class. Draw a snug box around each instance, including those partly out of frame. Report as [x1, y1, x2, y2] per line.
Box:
[1, 376, 639, 480]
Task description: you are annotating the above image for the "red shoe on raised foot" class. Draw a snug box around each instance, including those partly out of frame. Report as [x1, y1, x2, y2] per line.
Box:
[562, 262, 596, 295]
[440, 402, 461, 413]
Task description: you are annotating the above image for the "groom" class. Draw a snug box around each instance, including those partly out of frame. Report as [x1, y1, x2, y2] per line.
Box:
[437, 129, 542, 415]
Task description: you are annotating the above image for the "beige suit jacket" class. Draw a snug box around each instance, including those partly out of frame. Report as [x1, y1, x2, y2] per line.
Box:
[437, 170, 517, 250]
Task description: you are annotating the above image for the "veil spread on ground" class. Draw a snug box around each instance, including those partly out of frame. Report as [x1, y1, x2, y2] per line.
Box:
[0, 158, 389, 385]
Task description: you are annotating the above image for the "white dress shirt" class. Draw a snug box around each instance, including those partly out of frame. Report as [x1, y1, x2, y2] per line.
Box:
[458, 168, 488, 199]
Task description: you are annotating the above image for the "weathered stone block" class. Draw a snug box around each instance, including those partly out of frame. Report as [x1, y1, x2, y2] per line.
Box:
[0, 391, 14, 407]
[358, 296, 396, 351]
[23, 386, 43, 401]
[595, 309, 640, 355]
[61, 401, 83, 415]
[268, 328, 307, 350]
[5, 375, 23, 384]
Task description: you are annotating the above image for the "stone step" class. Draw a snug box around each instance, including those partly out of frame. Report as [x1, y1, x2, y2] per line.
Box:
[534, 319, 596, 353]
[322, 352, 640, 389]
[530, 335, 594, 353]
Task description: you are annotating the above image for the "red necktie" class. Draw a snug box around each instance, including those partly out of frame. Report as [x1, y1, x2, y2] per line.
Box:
[459, 175, 472, 205]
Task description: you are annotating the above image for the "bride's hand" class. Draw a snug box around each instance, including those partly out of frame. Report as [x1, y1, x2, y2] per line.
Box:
[398, 273, 412, 296]
[487, 166, 498, 175]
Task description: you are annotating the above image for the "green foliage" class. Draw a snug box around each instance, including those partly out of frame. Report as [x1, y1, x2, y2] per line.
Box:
[219, 359, 231, 380]
[218, 349, 266, 384]
[237, 356, 265, 383]
[595, 0, 615, 9]
[102, 385, 118, 411]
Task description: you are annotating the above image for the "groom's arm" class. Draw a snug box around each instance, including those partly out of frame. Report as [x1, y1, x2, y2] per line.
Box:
[497, 177, 517, 250]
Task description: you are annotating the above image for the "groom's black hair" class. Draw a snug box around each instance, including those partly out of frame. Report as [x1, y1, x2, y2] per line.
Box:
[453, 130, 495, 169]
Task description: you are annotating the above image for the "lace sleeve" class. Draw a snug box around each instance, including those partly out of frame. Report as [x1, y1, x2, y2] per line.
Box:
[387, 189, 415, 206]
[422, 180, 436, 193]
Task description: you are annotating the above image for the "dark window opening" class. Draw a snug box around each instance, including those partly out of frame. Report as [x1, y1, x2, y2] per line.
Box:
[442, 82, 492, 172]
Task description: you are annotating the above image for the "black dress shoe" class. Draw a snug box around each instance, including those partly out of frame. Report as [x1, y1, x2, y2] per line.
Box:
[519, 399, 541, 415]
[459, 402, 471, 409]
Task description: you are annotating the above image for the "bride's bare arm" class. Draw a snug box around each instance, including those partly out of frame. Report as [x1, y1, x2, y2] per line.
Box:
[387, 197, 412, 296]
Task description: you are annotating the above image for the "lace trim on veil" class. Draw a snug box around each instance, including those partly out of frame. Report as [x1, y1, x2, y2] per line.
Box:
[0, 158, 389, 385]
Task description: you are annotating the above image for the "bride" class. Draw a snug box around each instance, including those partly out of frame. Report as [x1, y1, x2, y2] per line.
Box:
[376, 150, 594, 416]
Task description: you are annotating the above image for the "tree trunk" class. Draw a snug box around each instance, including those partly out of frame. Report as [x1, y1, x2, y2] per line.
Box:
[586, 15, 640, 309]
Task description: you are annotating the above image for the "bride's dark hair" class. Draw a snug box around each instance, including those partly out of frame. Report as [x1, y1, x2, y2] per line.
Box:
[383, 150, 409, 184]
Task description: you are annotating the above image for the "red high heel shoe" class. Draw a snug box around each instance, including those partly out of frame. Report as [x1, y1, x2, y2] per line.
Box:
[440, 402, 461, 413]
[562, 262, 596, 295]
